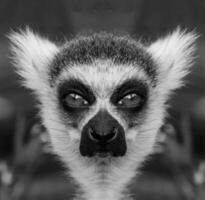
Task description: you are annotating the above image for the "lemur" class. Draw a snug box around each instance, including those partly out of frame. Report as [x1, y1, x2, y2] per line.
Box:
[9, 28, 197, 200]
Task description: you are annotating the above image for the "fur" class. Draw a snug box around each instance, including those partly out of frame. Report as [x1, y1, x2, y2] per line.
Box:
[9, 28, 198, 200]
[49, 33, 156, 84]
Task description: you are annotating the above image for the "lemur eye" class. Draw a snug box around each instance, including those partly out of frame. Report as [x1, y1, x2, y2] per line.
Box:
[117, 93, 142, 108]
[64, 93, 89, 108]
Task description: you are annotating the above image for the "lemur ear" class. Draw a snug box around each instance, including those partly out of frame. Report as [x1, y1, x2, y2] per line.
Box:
[147, 28, 198, 91]
[9, 28, 59, 93]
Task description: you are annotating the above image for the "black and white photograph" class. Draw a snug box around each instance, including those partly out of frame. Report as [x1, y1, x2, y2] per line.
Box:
[0, 1, 205, 200]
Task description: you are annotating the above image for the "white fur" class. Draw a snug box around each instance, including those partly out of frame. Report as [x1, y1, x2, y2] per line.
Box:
[147, 28, 198, 94]
[9, 28, 59, 96]
[9, 28, 198, 200]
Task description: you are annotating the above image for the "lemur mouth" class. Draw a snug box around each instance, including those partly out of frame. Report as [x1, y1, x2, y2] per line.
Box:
[95, 152, 111, 158]
[80, 131, 127, 157]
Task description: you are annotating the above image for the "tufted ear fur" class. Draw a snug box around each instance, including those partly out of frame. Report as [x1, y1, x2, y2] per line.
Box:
[9, 28, 59, 93]
[147, 28, 198, 92]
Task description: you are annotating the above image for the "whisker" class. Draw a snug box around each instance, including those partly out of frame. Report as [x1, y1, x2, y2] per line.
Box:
[48, 127, 68, 133]
[46, 118, 75, 126]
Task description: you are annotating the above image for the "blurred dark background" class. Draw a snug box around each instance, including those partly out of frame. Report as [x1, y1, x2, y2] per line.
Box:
[0, 0, 205, 199]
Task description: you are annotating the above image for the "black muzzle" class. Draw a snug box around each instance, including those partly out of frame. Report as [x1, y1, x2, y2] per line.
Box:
[80, 110, 127, 157]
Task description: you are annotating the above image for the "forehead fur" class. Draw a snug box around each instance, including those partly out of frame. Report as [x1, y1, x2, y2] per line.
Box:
[49, 32, 157, 85]
[57, 60, 150, 98]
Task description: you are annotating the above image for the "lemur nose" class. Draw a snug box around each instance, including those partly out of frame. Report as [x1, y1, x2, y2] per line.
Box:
[80, 110, 127, 157]
[88, 126, 117, 143]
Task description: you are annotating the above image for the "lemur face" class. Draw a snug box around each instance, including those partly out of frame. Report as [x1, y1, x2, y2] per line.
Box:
[56, 61, 150, 158]
[45, 34, 159, 164]
[9, 29, 197, 200]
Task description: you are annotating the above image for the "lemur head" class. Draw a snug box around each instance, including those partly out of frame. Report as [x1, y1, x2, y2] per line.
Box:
[9, 28, 197, 200]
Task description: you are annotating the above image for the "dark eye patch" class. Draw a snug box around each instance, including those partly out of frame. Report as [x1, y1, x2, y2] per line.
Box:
[58, 79, 96, 112]
[110, 79, 148, 112]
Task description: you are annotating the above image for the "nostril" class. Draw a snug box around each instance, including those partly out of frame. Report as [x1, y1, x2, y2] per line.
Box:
[88, 127, 101, 142]
[105, 128, 118, 142]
